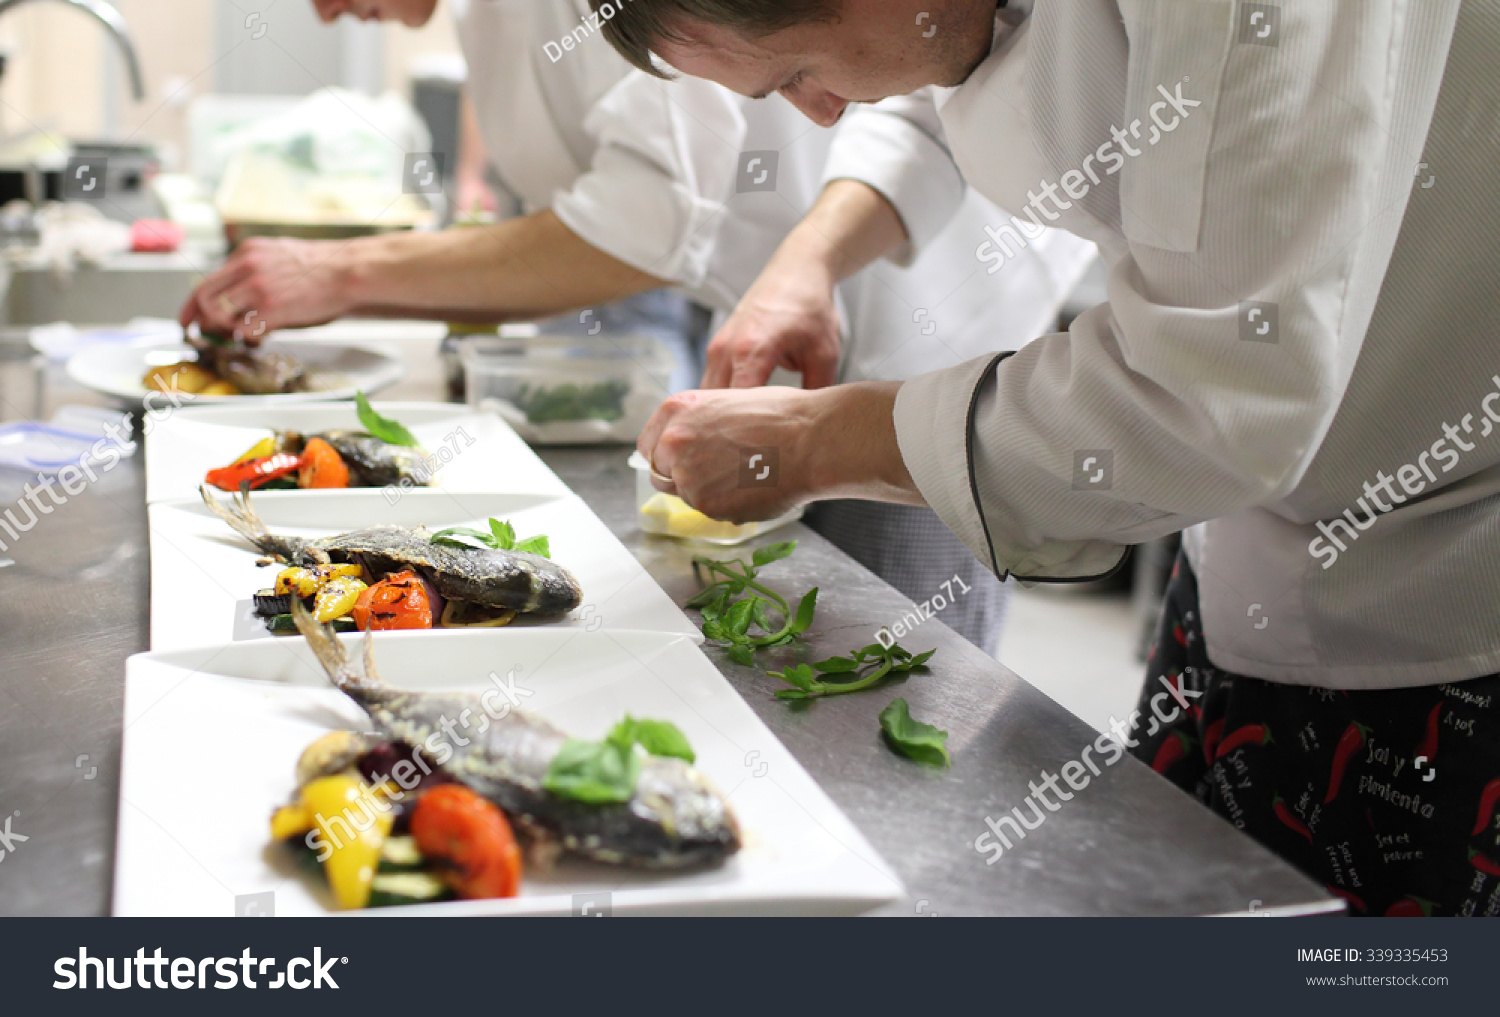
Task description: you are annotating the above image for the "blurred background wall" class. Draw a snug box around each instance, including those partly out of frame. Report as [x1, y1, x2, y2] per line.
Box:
[0, 0, 460, 169]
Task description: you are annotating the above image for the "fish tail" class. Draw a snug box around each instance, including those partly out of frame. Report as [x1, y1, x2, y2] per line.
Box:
[289, 597, 379, 693]
[198, 484, 297, 560]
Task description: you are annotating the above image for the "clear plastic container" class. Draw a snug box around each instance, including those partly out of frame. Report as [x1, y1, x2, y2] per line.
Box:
[463, 334, 674, 444]
[628, 452, 803, 546]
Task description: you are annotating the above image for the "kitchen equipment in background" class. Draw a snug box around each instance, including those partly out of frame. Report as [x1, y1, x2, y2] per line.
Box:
[463, 334, 675, 445]
[0, 0, 145, 101]
[0, 140, 161, 224]
[628, 451, 804, 546]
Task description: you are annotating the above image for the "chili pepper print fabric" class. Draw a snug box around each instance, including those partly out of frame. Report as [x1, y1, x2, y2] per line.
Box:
[1132, 552, 1500, 917]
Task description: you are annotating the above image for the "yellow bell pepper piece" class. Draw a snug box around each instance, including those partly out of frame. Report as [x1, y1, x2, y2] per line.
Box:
[314, 576, 368, 623]
[234, 436, 277, 464]
[270, 803, 312, 841]
[300, 775, 395, 910]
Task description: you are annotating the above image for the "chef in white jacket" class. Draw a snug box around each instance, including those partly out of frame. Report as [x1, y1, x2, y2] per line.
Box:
[178, 0, 1097, 655]
[609, 0, 1500, 914]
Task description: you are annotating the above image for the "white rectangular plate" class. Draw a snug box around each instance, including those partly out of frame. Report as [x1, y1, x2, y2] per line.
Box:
[144, 402, 569, 504]
[114, 629, 903, 916]
[147, 488, 700, 650]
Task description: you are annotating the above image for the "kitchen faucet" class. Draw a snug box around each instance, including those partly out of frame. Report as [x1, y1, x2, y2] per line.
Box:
[0, 0, 145, 102]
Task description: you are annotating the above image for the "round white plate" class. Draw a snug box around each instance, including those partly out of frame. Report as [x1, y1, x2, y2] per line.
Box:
[65, 339, 405, 408]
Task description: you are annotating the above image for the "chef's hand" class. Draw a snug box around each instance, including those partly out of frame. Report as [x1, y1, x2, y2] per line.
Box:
[701, 179, 909, 391]
[639, 382, 924, 524]
[178, 238, 352, 345]
[701, 257, 842, 390]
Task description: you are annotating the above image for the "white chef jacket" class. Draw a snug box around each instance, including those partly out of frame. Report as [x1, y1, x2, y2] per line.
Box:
[449, 0, 1097, 381]
[894, 0, 1500, 688]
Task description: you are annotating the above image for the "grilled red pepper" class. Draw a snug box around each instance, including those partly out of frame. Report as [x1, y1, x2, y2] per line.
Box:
[1415, 701, 1441, 763]
[1324, 883, 1366, 914]
[1202, 717, 1226, 764]
[1273, 795, 1314, 844]
[1383, 897, 1435, 917]
[1323, 721, 1370, 804]
[205, 452, 304, 492]
[1472, 778, 1500, 836]
[1152, 731, 1193, 774]
[1469, 848, 1500, 878]
[1215, 723, 1272, 760]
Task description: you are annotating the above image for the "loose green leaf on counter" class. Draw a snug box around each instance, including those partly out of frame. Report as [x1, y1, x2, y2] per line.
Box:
[430, 517, 550, 557]
[879, 698, 952, 767]
[770, 644, 935, 701]
[355, 391, 420, 447]
[543, 715, 697, 803]
[688, 542, 817, 663]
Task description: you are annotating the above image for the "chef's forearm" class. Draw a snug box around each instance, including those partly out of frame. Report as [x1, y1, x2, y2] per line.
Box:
[773, 179, 911, 289]
[801, 381, 926, 506]
[340, 210, 668, 320]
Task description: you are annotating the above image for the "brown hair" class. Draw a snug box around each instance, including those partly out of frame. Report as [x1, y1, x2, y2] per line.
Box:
[587, 0, 840, 77]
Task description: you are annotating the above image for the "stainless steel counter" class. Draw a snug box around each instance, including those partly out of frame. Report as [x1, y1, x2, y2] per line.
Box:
[0, 335, 1341, 917]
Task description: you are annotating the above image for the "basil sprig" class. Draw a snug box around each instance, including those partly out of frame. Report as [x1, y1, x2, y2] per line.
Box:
[687, 542, 817, 667]
[879, 698, 952, 767]
[543, 716, 696, 804]
[770, 643, 935, 701]
[355, 391, 420, 447]
[431, 518, 550, 557]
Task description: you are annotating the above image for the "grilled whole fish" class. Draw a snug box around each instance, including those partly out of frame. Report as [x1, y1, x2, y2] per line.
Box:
[318, 430, 434, 487]
[190, 339, 307, 395]
[291, 600, 741, 869]
[200, 485, 581, 616]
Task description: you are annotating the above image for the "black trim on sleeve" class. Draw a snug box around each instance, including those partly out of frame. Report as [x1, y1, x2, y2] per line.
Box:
[963, 351, 1133, 586]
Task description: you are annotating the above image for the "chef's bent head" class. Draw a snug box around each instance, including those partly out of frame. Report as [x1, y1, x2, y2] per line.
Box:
[313, 0, 438, 28]
[591, 0, 995, 127]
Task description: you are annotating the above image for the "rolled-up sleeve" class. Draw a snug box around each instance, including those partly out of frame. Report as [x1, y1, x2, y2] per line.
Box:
[551, 73, 745, 291]
[823, 91, 967, 266]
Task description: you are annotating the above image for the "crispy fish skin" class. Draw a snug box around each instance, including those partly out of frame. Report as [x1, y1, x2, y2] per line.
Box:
[318, 430, 433, 488]
[292, 601, 740, 869]
[200, 485, 582, 616]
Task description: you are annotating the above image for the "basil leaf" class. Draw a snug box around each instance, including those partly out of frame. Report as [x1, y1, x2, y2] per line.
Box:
[543, 738, 641, 803]
[685, 583, 729, 610]
[628, 718, 695, 763]
[430, 527, 498, 551]
[489, 518, 517, 550]
[726, 644, 755, 667]
[514, 535, 551, 558]
[879, 698, 951, 767]
[752, 542, 797, 567]
[773, 664, 819, 692]
[355, 392, 420, 447]
[725, 598, 756, 637]
[789, 588, 818, 636]
[812, 656, 859, 674]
